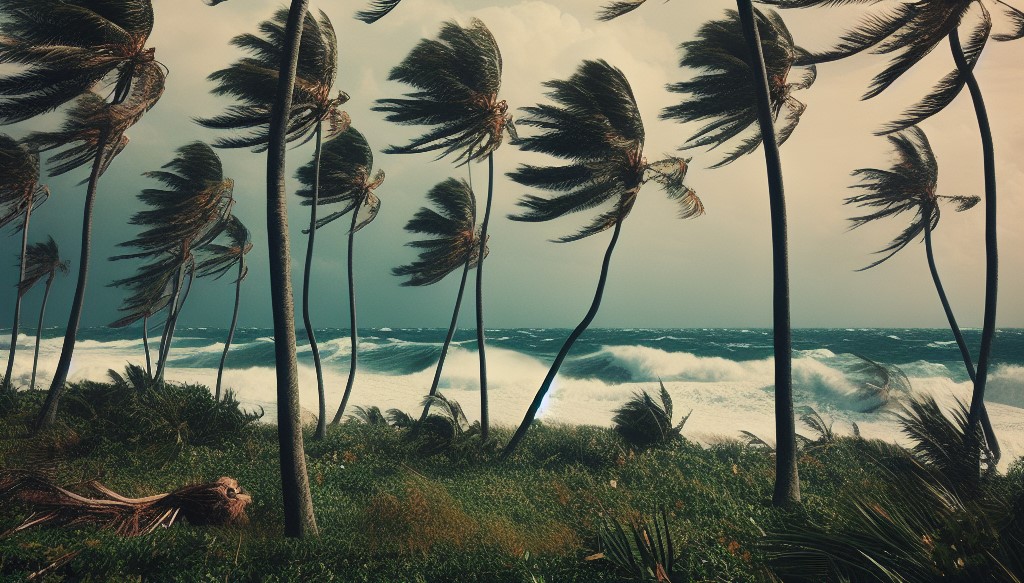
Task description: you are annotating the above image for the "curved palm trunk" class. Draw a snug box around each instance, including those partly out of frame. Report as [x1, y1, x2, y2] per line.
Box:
[923, 220, 999, 462]
[267, 0, 318, 538]
[157, 262, 194, 384]
[142, 316, 152, 378]
[216, 256, 244, 402]
[417, 257, 473, 425]
[331, 206, 361, 425]
[736, 0, 798, 505]
[302, 124, 328, 439]
[30, 273, 54, 391]
[949, 29, 998, 455]
[157, 260, 185, 375]
[3, 190, 32, 391]
[501, 220, 623, 460]
[475, 153, 495, 439]
[36, 134, 108, 432]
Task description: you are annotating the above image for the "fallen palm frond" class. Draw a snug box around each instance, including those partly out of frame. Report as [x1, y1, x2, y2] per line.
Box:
[0, 471, 251, 537]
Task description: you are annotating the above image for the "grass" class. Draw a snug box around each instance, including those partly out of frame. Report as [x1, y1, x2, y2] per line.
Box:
[0, 383, 1021, 582]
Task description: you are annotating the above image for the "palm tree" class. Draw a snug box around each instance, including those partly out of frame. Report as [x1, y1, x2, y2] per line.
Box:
[758, 0, 1024, 470]
[111, 142, 233, 383]
[373, 18, 516, 440]
[392, 178, 484, 424]
[294, 127, 383, 430]
[1, 135, 49, 391]
[651, 7, 812, 505]
[17, 237, 70, 391]
[198, 7, 349, 441]
[845, 126, 999, 461]
[500, 59, 703, 459]
[195, 215, 252, 402]
[108, 263, 173, 378]
[1, 0, 166, 430]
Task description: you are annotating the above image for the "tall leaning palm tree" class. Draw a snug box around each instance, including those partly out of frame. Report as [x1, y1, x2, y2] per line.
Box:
[373, 18, 516, 440]
[393, 178, 485, 424]
[758, 0, 1024, 472]
[845, 126, 999, 461]
[1, 135, 49, 391]
[500, 59, 703, 459]
[198, 7, 349, 440]
[17, 237, 70, 391]
[195, 215, 252, 402]
[295, 127, 383, 430]
[1, 0, 166, 431]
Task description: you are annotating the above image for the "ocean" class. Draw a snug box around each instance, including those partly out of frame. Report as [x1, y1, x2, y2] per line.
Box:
[4, 327, 1024, 467]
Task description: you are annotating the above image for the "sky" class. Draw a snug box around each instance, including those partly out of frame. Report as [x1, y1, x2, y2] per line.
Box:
[1, 0, 1022, 331]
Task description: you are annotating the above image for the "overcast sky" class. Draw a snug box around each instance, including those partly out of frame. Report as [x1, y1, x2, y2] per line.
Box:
[2, 0, 1022, 331]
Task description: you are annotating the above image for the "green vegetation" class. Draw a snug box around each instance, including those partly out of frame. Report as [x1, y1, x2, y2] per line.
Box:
[2, 382, 1020, 582]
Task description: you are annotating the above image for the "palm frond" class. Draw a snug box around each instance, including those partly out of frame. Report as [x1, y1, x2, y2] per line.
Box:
[17, 236, 69, 296]
[612, 381, 690, 450]
[0, 134, 42, 229]
[295, 127, 383, 233]
[393, 178, 481, 286]
[355, 0, 404, 23]
[597, 0, 649, 21]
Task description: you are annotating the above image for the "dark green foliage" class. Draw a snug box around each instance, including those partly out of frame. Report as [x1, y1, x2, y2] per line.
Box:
[294, 126, 383, 232]
[846, 126, 979, 270]
[350, 405, 389, 426]
[356, 0, 404, 23]
[899, 394, 992, 486]
[372, 18, 514, 163]
[799, 407, 835, 443]
[661, 8, 814, 168]
[16, 237, 69, 297]
[0, 135, 46, 229]
[106, 363, 154, 393]
[597, 508, 677, 581]
[194, 215, 252, 281]
[612, 382, 691, 450]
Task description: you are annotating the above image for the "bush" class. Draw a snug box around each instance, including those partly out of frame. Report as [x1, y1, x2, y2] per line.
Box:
[612, 382, 690, 450]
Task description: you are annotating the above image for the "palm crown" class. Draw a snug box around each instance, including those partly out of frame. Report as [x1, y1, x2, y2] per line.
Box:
[0, 135, 47, 229]
[196, 215, 253, 282]
[661, 8, 815, 168]
[373, 18, 515, 164]
[508, 59, 703, 242]
[845, 125, 980, 270]
[295, 127, 383, 232]
[18, 237, 70, 297]
[198, 8, 349, 151]
[393, 178, 485, 286]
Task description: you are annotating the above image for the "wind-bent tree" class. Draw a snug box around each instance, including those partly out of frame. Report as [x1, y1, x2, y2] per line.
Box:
[373, 18, 516, 440]
[108, 262, 173, 378]
[393, 178, 485, 424]
[195, 215, 252, 401]
[295, 127, 383, 428]
[845, 126, 999, 460]
[199, 7, 349, 439]
[500, 59, 703, 459]
[758, 0, 1024, 470]
[111, 142, 233, 383]
[0, 0, 166, 430]
[17, 237, 70, 390]
[1, 135, 49, 391]
[650, 7, 815, 505]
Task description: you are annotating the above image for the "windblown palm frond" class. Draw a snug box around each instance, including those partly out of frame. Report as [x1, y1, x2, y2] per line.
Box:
[847, 353, 912, 411]
[372, 18, 514, 164]
[350, 405, 389, 426]
[356, 0, 404, 23]
[900, 394, 992, 483]
[393, 178, 484, 286]
[195, 215, 252, 282]
[0, 135, 47, 229]
[17, 237, 70, 297]
[508, 59, 702, 242]
[845, 126, 979, 270]
[197, 8, 348, 151]
[612, 381, 691, 449]
[661, 8, 815, 168]
[0, 0, 159, 124]
[295, 127, 383, 232]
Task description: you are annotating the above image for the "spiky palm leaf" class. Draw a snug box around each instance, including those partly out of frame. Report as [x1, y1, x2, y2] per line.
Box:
[198, 8, 347, 151]
[0, 135, 47, 229]
[509, 59, 703, 242]
[356, 0, 404, 23]
[0, 0, 160, 123]
[799, 407, 836, 443]
[848, 353, 912, 411]
[900, 394, 992, 483]
[295, 127, 383, 232]
[17, 237, 70, 297]
[107, 362, 153, 392]
[195, 215, 252, 282]
[372, 18, 514, 164]
[845, 126, 979, 270]
[661, 8, 815, 168]
[350, 405, 389, 426]
[393, 178, 484, 286]
[612, 381, 691, 449]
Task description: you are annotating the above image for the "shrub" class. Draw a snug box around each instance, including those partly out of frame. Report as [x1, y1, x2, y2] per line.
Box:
[612, 382, 690, 450]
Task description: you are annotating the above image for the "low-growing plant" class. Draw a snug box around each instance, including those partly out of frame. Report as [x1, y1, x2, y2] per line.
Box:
[612, 382, 690, 450]
[594, 507, 678, 582]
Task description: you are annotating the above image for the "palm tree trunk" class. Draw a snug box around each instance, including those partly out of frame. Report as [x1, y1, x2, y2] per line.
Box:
[157, 261, 184, 376]
[267, 0, 318, 538]
[417, 257, 473, 425]
[216, 256, 244, 402]
[30, 274, 54, 391]
[3, 190, 32, 391]
[501, 220, 623, 460]
[302, 123, 328, 439]
[475, 153, 495, 440]
[142, 316, 152, 378]
[331, 205, 361, 425]
[949, 29, 998, 456]
[157, 262, 194, 384]
[736, 0, 799, 505]
[35, 133, 108, 432]
[924, 219, 999, 462]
